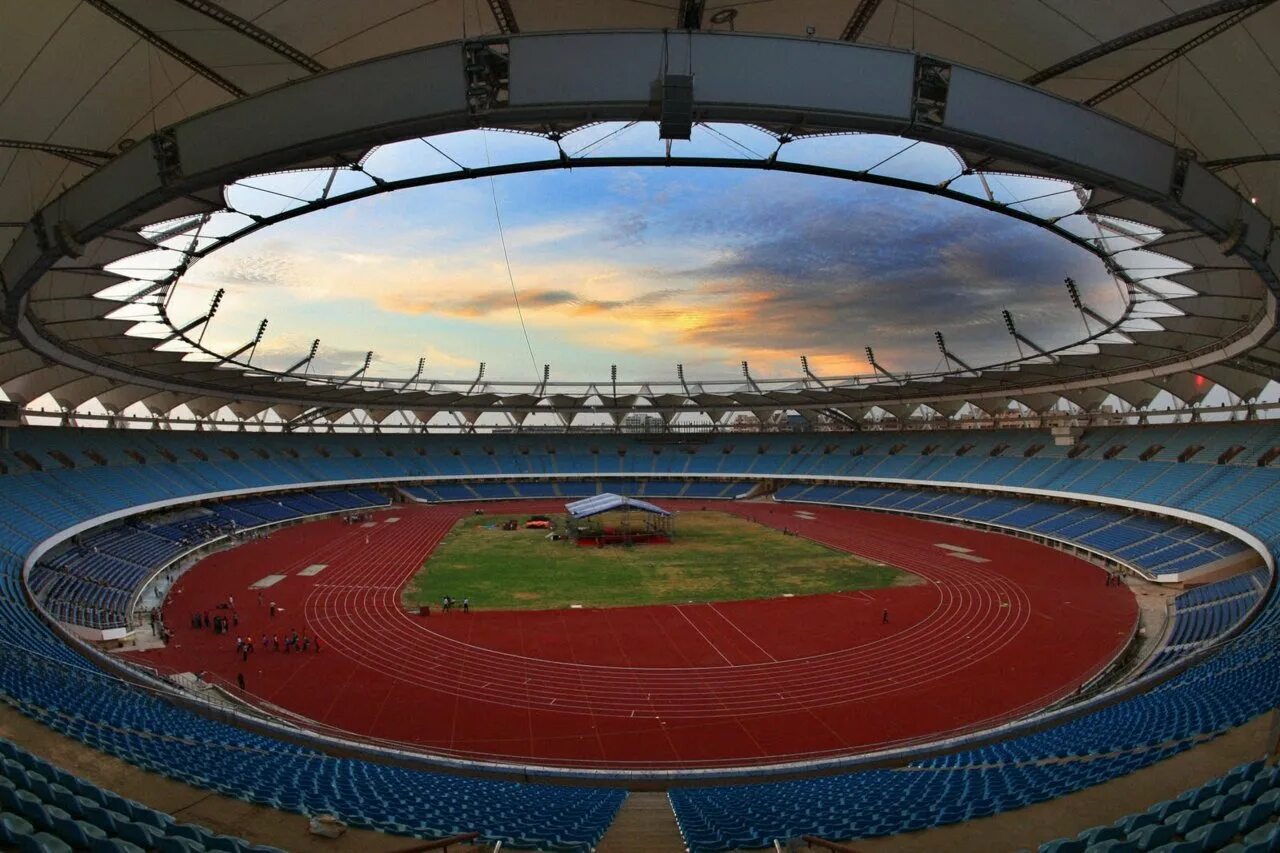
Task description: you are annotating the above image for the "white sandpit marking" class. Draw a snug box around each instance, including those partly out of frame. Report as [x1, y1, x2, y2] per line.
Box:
[250, 574, 286, 589]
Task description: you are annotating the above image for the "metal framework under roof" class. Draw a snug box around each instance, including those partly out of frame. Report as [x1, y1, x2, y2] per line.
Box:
[1, 5, 1279, 431]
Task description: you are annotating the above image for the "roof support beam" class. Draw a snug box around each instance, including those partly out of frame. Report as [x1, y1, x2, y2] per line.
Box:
[486, 0, 520, 34]
[1204, 152, 1280, 171]
[84, 0, 248, 98]
[170, 0, 326, 73]
[677, 0, 705, 30]
[0, 139, 113, 168]
[840, 0, 884, 42]
[1025, 0, 1270, 86]
[1083, 3, 1272, 107]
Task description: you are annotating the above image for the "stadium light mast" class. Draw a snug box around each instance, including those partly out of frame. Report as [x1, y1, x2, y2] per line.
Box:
[283, 339, 320, 375]
[1001, 310, 1057, 362]
[219, 318, 268, 366]
[740, 360, 763, 393]
[195, 288, 224, 346]
[157, 287, 223, 347]
[398, 356, 426, 391]
[1064, 277, 1109, 335]
[864, 346, 900, 383]
[676, 363, 691, 396]
[466, 362, 486, 395]
[340, 351, 373, 386]
[800, 355, 828, 388]
[934, 331, 976, 374]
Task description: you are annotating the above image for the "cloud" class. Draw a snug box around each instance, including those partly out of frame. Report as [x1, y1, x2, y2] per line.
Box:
[217, 252, 293, 285]
[167, 153, 1125, 382]
[377, 286, 690, 319]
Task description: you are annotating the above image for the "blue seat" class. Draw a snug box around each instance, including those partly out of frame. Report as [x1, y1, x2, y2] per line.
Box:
[157, 837, 208, 852]
[1185, 818, 1241, 849]
[1081, 826, 1127, 845]
[51, 812, 107, 848]
[1090, 840, 1138, 853]
[14, 790, 54, 832]
[1204, 794, 1243, 820]
[1240, 822, 1280, 850]
[1118, 813, 1163, 834]
[1166, 808, 1210, 836]
[1132, 823, 1177, 852]
[17, 832, 73, 853]
[1, 811, 37, 845]
[91, 839, 147, 853]
[1229, 802, 1272, 835]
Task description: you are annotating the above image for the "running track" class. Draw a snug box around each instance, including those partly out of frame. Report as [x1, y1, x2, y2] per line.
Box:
[130, 501, 1136, 769]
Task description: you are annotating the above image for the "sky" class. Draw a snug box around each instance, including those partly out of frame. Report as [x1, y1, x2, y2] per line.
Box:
[146, 124, 1132, 387]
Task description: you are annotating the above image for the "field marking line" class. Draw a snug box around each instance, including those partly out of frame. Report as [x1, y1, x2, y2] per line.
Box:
[673, 606, 735, 666]
[707, 604, 778, 662]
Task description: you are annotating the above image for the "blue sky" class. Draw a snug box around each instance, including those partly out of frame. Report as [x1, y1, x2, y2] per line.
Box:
[163, 125, 1129, 384]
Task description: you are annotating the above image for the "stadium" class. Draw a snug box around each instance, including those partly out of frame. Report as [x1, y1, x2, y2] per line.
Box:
[4, 1, 1280, 851]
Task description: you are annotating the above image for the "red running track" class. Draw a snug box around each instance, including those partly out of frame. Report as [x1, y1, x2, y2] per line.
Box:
[128, 500, 1137, 769]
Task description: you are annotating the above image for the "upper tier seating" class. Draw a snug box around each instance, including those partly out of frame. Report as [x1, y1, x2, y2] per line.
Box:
[775, 483, 1245, 578]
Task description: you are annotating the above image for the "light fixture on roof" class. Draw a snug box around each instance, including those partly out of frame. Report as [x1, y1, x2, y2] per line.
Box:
[709, 8, 737, 29]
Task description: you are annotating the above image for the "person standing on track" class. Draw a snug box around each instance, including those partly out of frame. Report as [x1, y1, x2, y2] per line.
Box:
[237, 673, 245, 691]
[882, 608, 890, 624]
[462, 598, 469, 614]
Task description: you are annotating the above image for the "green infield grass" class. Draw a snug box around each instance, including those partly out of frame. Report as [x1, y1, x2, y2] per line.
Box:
[402, 510, 918, 611]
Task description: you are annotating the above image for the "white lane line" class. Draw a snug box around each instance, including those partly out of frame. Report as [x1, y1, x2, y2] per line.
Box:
[673, 605, 735, 666]
[707, 604, 778, 662]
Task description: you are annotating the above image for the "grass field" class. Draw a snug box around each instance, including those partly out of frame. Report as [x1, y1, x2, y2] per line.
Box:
[402, 510, 917, 611]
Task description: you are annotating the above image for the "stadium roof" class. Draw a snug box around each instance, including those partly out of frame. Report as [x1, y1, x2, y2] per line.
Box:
[565, 493, 672, 520]
[2, 2, 1280, 428]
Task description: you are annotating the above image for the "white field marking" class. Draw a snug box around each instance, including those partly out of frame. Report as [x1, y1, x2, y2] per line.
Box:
[249, 574, 286, 589]
[361, 522, 377, 528]
[934, 543, 973, 553]
[707, 604, 778, 662]
[949, 553, 992, 563]
[673, 606, 734, 666]
[385, 517, 400, 523]
[570, 604, 584, 609]
[793, 511, 817, 519]
[297, 564, 327, 576]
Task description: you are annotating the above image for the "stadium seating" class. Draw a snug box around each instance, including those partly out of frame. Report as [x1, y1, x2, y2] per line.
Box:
[0, 734, 284, 852]
[0, 422, 1279, 849]
[1036, 758, 1280, 853]
[774, 483, 1246, 578]
[30, 489, 390, 631]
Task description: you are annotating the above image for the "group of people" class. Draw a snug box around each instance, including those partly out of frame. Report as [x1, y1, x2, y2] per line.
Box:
[440, 596, 470, 613]
[1106, 572, 1125, 587]
[146, 607, 170, 642]
[190, 606, 238, 634]
[234, 630, 319, 660]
